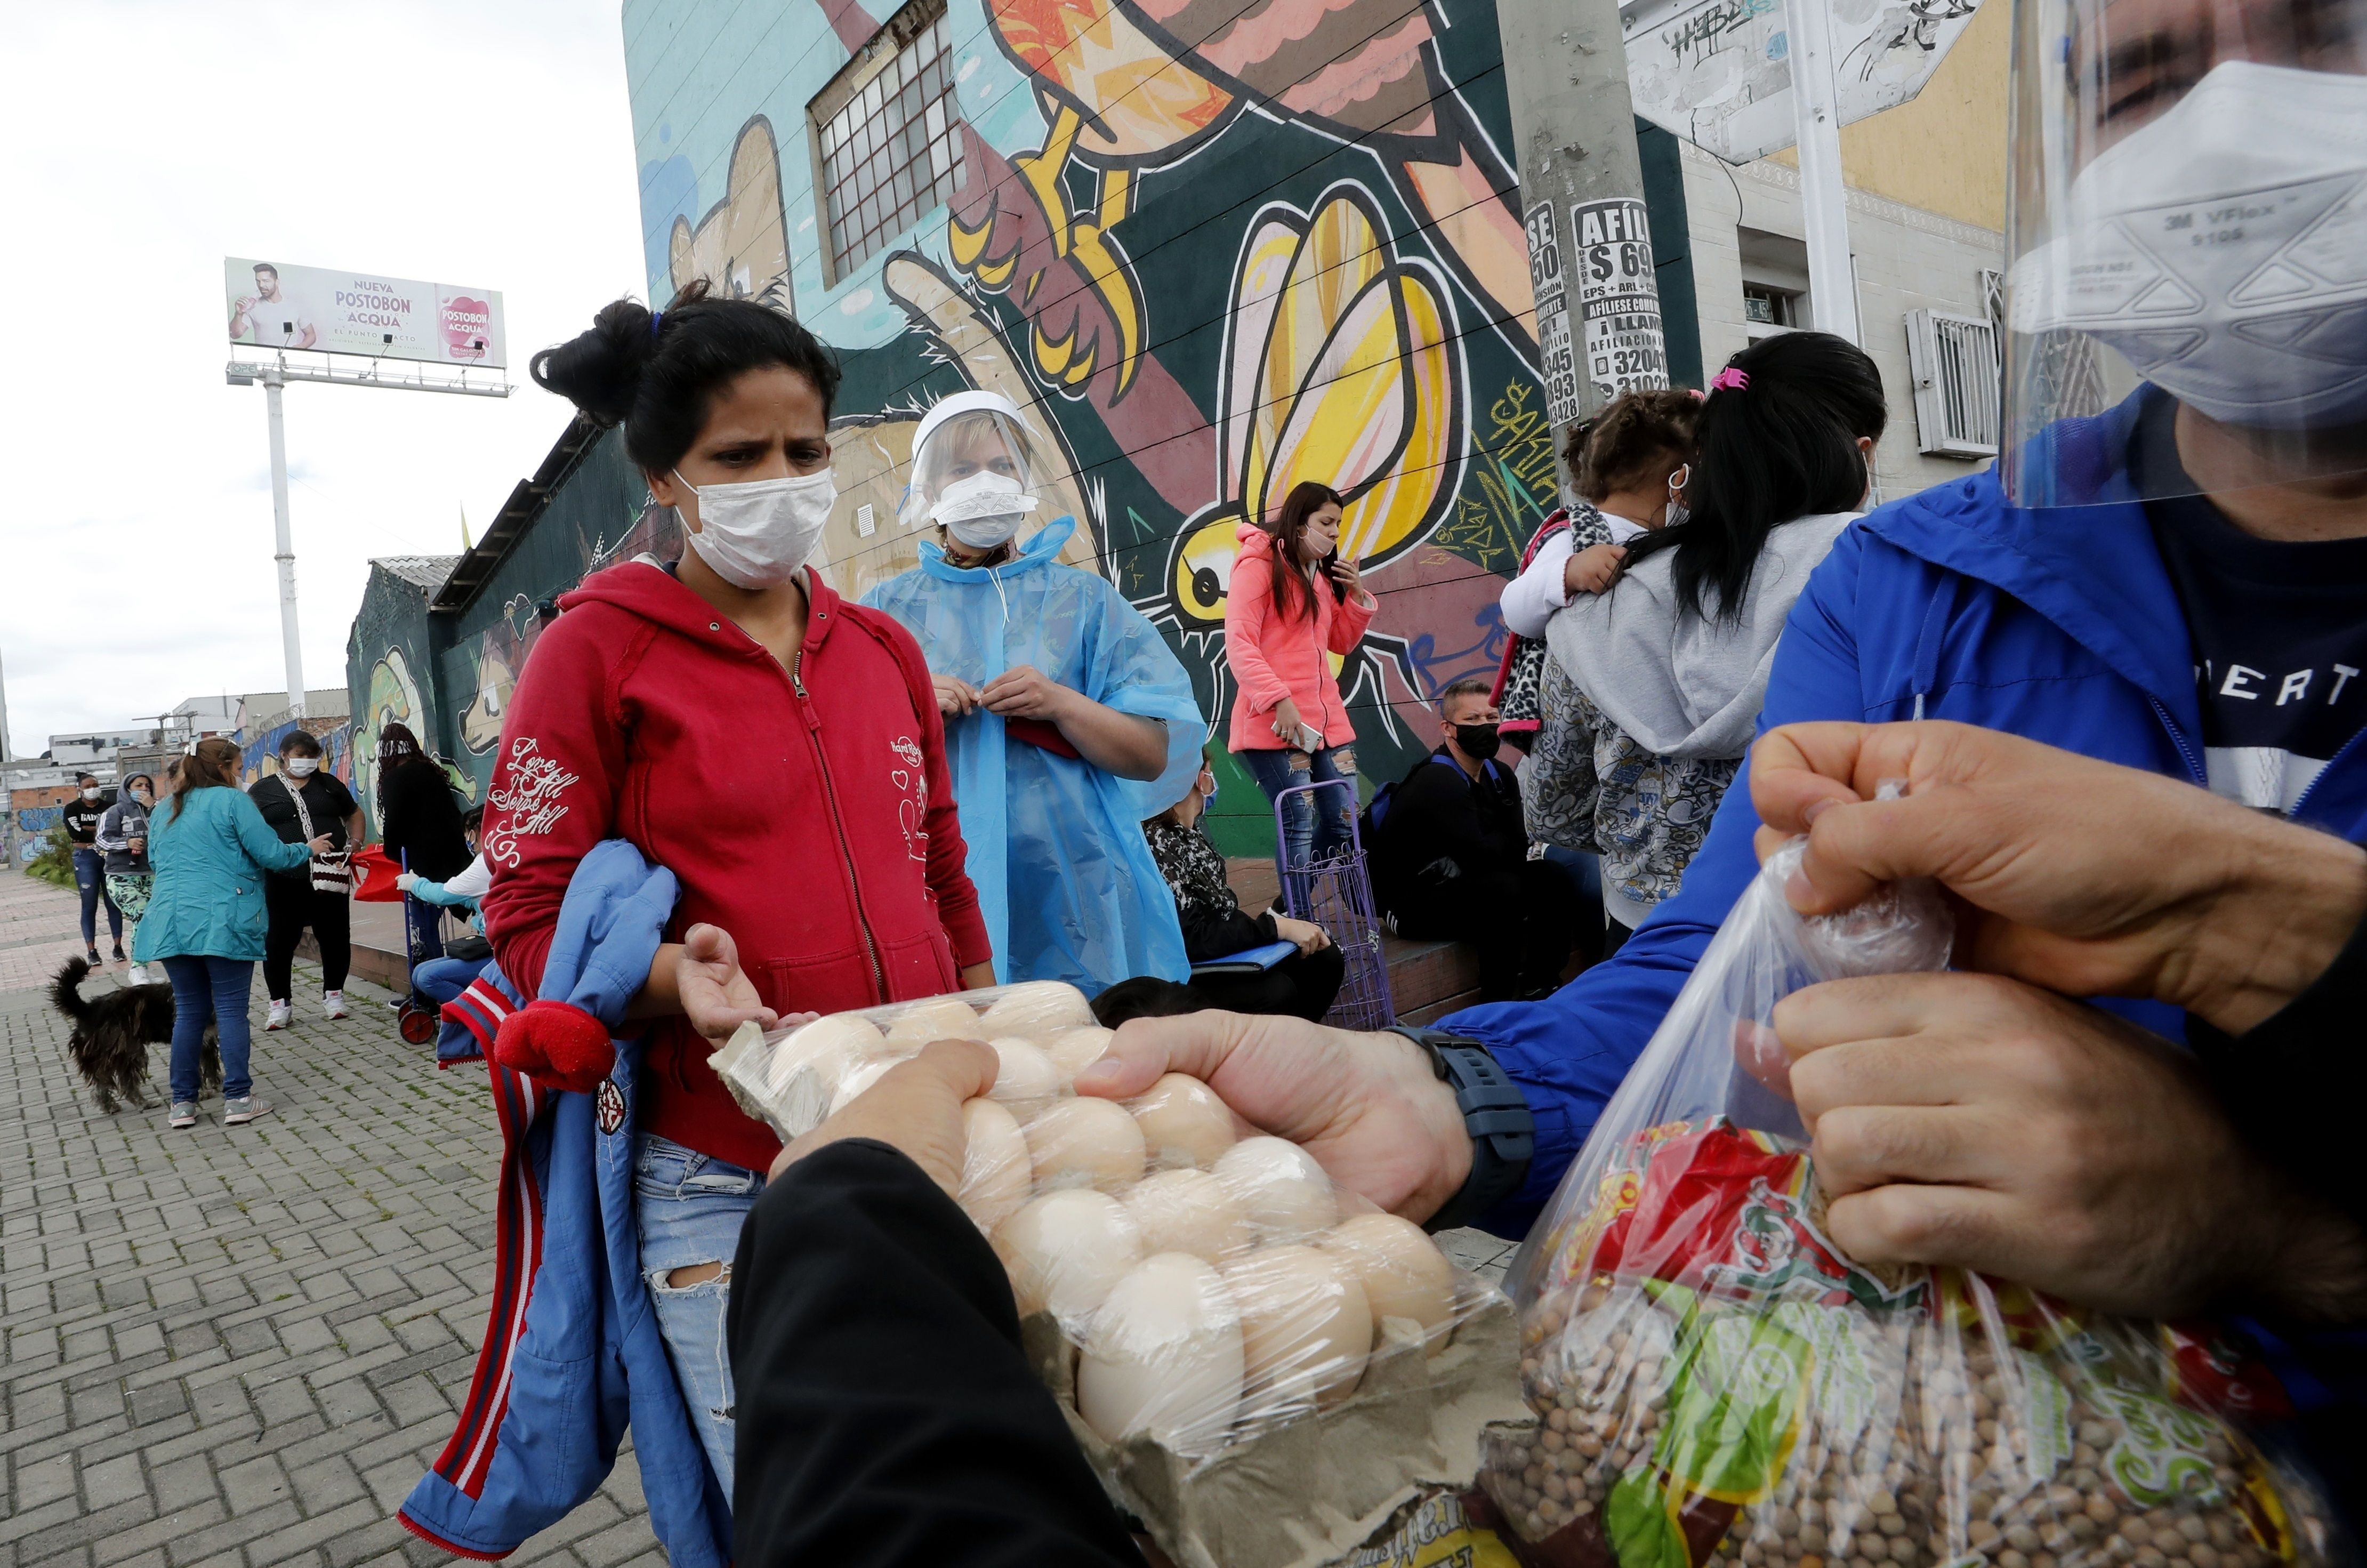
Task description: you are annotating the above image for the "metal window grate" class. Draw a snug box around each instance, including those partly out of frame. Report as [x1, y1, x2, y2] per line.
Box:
[814, 7, 963, 284]
[1905, 308, 2002, 459]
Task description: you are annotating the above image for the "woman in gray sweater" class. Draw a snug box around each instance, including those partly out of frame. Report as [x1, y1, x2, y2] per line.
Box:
[1525, 331, 1889, 951]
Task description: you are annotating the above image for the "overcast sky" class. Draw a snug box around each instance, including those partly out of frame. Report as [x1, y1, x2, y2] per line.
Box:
[0, 1, 643, 759]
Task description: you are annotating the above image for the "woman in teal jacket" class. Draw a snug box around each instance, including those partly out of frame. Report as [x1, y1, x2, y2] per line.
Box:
[136, 737, 327, 1129]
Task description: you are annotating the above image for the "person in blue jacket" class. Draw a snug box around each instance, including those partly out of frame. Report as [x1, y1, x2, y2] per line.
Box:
[136, 737, 329, 1130]
[862, 390, 1202, 995]
[1078, 0, 2367, 1499]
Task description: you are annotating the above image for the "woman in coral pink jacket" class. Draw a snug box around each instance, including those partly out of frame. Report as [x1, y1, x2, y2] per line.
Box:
[1222, 481, 1378, 866]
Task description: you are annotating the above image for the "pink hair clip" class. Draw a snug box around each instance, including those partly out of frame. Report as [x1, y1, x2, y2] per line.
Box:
[1687, 387, 1708, 401]
[1709, 366, 1750, 393]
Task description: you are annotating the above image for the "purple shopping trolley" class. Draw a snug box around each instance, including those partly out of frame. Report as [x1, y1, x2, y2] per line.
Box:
[1272, 778, 1395, 1030]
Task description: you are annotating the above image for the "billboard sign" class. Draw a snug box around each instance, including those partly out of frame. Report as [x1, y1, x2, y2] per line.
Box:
[224, 258, 506, 368]
[1621, 0, 1982, 164]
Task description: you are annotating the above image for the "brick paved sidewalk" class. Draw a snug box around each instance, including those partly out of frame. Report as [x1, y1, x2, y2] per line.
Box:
[0, 871, 655, 1568]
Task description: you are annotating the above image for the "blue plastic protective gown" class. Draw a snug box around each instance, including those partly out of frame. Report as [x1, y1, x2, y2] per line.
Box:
[862, 517, 1201, 993]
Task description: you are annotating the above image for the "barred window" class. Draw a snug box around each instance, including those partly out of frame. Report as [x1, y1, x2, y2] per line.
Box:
[811, 0, 963, 285]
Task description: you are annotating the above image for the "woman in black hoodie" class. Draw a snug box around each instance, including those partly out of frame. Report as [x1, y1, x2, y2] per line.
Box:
[374, 722, 469, 971]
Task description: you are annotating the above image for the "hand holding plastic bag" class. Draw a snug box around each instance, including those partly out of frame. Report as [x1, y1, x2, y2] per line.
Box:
[1483, 812, 2341, 1568]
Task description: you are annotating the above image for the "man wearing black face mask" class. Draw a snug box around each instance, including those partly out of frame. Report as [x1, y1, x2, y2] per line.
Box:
[1367, 678, 1577, 1001]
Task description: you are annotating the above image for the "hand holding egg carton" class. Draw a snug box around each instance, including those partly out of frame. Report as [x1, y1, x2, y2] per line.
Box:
[711, 982, 1534, 1568]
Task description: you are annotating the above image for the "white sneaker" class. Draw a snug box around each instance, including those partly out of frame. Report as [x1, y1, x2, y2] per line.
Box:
[126, 963, 151, 986]
[265, 999, 292, 1031]
[322, 990, 349, 1020]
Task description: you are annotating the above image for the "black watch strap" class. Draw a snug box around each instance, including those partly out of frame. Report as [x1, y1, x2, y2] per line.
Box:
[1388, 1026, 1534, 1233]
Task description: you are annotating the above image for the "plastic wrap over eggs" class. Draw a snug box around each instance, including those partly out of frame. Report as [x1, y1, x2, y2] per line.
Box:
[1129, 1073, 1238, 1170]
[995, 1188, 1144, 1329]
[1123, 1169, 1252, 1263]
[1322, 1213, 1456, 1352]
[956, 1098, 1033, 1233]
[827, 1057, 896, 1115]
[1076, 1251, 1245, 1459]
[1213, 1136, 1340, 1244]
[985, 1037, 1063, 1121]
[882, 996, 989, 1051]
[1222, 1243, 1373, 1426]
[1024, 1098, 1148, 1194]
[979, 980, 1096, 1038]
[1043, 1026, 1116, 1081]
[711, 982, 1114, 1148]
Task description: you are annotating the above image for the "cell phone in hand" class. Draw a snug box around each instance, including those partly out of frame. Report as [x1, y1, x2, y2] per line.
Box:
[1293, 722, 1323, 752]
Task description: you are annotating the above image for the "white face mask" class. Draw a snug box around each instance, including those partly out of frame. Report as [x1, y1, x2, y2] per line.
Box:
[932, 471, 1038, 549]
[81, 787, 99, 801]
[2011, 61, 2367, 429]
[672, 467, 836, 589]
[286, 758, 319, 778]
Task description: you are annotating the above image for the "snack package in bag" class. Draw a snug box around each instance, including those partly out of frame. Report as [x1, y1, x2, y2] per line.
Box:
[712, 980, 1535, 1568]
[1480, 830, 2344, 1568]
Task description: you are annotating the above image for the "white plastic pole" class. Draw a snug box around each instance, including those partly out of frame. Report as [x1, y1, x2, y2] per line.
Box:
[263, 369, 308, 719]
[1786, 0, 1861, 344]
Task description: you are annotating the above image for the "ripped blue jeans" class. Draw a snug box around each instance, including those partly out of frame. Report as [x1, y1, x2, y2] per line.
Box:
[1239, 744, 1358, 869]
[634, 1133, 765, 1499]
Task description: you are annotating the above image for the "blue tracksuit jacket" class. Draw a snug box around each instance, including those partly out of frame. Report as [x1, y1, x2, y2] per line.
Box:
[401, 841, 729, 1568]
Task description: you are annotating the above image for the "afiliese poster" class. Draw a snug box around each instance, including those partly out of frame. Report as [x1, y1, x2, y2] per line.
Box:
[225, 257, 506, 367]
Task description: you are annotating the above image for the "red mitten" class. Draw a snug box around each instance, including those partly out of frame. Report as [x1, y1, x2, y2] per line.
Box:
[493, 999, 613, 1094]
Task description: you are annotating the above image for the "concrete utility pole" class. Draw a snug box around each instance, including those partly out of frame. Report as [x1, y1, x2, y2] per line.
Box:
[1786, 0, 1862, 344]
[226, 345, 509, 729]
[262, 367, 308, 720]
[1496, 0, 1673, 495]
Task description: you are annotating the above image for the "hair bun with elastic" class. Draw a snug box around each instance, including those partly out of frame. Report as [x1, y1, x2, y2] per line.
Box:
[530, 297, 664, 427]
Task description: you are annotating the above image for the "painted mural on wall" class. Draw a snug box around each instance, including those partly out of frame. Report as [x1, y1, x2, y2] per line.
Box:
[343, 438, 673, 843]
[237, 720, 357, 793]
[626, 0, 1556, 836]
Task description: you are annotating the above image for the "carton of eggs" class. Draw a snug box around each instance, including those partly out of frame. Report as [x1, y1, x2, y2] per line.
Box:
[710, 981, 1104, 1144]
[710, 984, 1529, 1568]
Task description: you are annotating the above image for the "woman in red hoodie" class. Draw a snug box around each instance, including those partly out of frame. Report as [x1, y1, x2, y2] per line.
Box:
[1222, 480, 1378, 867]
[486, 284, 992, 1498]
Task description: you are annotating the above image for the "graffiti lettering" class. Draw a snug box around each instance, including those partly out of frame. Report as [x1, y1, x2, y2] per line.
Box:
[1855, 0, 1978, 73]
[1486, 380, 1561, 505]
[1438, 381, 1561, 576]
[1395, 607, 1510, 699]
[1663, 0, 1777, 63]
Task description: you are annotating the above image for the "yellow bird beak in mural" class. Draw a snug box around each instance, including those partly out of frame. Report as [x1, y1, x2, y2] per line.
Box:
[1220, 184, 1462, 574]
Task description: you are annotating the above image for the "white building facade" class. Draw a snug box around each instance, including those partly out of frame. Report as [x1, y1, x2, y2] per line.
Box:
[1677, 142, 2004, 502]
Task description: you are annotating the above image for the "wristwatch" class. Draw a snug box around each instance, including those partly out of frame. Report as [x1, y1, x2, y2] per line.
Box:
[1387, 1026, 1534, 1233]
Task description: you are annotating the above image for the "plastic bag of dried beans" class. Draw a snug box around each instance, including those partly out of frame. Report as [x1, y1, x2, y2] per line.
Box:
[1479, 822, 2345, 1568]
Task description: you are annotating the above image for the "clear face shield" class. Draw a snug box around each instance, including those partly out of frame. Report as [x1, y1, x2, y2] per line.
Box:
[898, 406, 1048, 549]
[2001, 0, 2367, 505]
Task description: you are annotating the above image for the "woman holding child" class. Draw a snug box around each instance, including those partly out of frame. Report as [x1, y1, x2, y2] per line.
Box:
[1516, 333, 1887, 950]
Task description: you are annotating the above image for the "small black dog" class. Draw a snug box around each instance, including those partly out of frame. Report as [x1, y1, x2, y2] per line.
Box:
[50, 958, 221, 1113]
